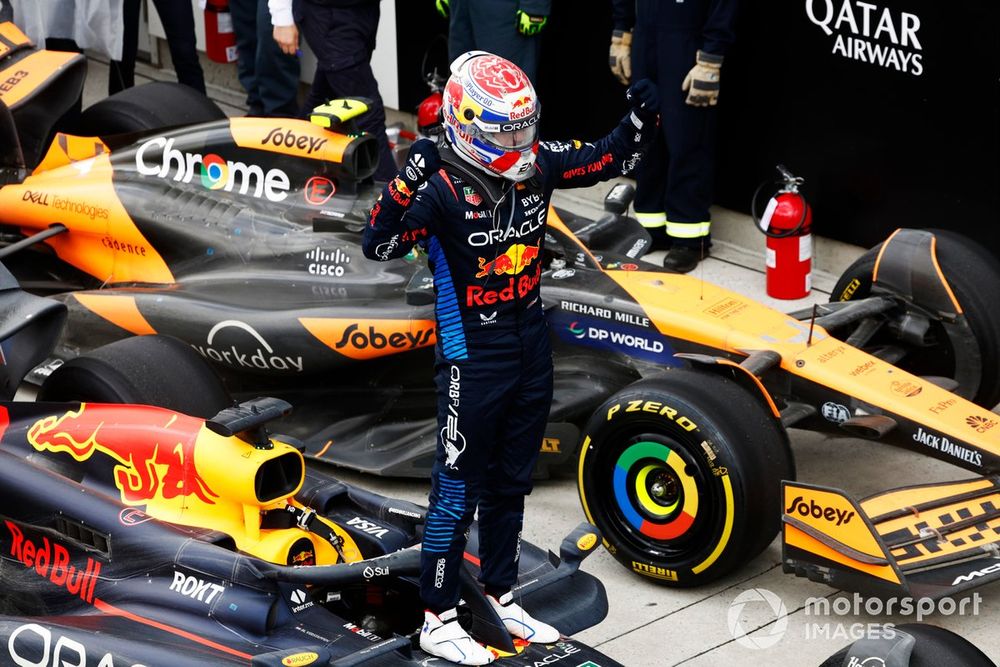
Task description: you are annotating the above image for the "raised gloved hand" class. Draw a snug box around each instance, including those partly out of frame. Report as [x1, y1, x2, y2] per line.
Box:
[626, 78, 659, 120]
[609, 30, 632, 85]
[400, 139, 441, 191]
[682, 50, 723, 107]
[516, 10, 547, 36]
[435, 0, 449, 19]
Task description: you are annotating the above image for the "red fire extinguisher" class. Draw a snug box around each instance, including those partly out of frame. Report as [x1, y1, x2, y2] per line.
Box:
[204, 0, 238, 64]
[752, 165, 813, 300]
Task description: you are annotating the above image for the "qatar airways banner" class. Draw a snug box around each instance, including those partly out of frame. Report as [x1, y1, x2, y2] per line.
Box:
[804, 0, 925, 77]
[716, 0, 1000, 251]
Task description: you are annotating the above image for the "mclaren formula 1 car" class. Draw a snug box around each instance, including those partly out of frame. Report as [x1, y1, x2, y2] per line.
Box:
[0, 262, 618, 665]
[6, 24, 1000, 602]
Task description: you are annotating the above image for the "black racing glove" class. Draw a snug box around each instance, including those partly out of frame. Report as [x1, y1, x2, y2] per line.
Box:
[399, 138, 441, 191]
[626, 79, 659, 121]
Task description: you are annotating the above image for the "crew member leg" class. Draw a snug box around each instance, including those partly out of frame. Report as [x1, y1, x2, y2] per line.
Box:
[253, 0, 300, 117]
[229, 0, 263, 114]
[109, 0, 140, 95]
[150, 0, 207, 93]
[298, 1, 396, 180]
[660, 33, 714, 272]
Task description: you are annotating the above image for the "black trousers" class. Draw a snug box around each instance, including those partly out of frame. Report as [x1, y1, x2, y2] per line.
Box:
[632, 26, 717, 246]
[296, 0, 396, 181]
[110, 0, 206, 96]
[230, 0, 300, 117]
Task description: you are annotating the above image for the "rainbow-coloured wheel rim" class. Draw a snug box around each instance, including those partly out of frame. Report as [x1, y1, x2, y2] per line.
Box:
[613, 440, 699, 540]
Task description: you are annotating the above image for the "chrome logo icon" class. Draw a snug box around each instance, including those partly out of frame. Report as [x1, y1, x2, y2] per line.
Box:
[200, 154, 228, 190]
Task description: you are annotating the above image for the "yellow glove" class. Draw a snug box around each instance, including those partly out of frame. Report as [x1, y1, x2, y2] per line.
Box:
[435, 0, 449, 19]
[609, 30, 631, 85]
[516, 10, 547, 36]
[682, 50, 723, 107]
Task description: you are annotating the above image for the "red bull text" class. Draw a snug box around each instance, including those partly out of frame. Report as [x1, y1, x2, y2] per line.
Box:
[6, 521, 101, 603]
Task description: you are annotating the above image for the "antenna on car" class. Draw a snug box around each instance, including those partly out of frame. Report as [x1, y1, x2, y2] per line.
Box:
[807, 303, 818, 346]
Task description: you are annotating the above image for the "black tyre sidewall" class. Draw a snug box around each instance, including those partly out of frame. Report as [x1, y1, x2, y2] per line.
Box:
[579, 370, 790, 586]
[77, 81, 226, 136]
[39, 335, 231, 419]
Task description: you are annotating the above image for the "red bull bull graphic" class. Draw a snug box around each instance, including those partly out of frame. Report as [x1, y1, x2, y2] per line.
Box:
[27, 405, 218, 505]
[475, 241, 540, 278]
[469, 55, 531, 99]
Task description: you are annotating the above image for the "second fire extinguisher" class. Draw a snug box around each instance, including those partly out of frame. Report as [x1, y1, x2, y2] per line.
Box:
[752, 165, 813, 300]
[204, 0, 238, 64]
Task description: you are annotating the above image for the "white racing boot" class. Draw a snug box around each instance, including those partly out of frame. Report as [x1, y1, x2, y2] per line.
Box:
[419, 608, 496, 665]
[487, 593, 561, 643]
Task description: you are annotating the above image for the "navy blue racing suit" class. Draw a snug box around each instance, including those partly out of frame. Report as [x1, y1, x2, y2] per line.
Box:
[362, 111, 654, 612]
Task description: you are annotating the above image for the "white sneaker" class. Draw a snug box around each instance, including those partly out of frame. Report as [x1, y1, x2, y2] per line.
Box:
[420, 608, 496, 665]
[487, 593, 561, 643]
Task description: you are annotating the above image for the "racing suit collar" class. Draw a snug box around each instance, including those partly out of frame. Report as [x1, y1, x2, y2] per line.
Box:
[439, 145, 512, 206]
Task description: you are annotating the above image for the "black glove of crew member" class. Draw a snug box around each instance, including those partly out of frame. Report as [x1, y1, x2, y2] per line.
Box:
[626, 79, 659, 121]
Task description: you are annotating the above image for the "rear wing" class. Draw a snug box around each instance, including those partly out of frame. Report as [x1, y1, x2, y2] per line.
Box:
[0, 22, 86, 167]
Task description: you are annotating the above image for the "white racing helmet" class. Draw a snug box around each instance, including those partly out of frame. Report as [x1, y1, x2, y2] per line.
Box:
[441, 51, 540, 182]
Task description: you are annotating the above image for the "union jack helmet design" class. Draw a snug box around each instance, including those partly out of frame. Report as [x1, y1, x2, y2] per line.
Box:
[441, 51, 540, 182]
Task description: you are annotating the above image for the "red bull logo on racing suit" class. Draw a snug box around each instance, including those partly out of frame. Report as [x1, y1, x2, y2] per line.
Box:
[27, 405, 219, 505]
[475, 241, 540, 278]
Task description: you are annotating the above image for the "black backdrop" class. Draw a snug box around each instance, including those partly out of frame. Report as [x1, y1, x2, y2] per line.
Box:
[395, 1, 1000, 251]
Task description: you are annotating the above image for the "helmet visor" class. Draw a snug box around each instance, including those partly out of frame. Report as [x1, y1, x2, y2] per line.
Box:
[483, 124, 538, 151]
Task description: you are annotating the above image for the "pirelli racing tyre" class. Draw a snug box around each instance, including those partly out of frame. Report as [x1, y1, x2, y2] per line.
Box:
[38, 335, 232, 419]
[831, 230, 1000, 408]
[819, 623, 994, 667]
[77, 81, 226, 136]
[578, 369, 792, 586]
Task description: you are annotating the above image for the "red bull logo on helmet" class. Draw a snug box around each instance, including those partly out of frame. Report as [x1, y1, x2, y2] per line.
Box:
[27, 405, 219, 505]
[475, 241, 540, 278]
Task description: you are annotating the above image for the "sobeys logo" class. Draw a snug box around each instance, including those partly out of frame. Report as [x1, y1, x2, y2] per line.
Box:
[135, 137, 291, 202]
[784, 496, 855, 526]
[299, 317, 437, 360]
[805, 0, 923, 76]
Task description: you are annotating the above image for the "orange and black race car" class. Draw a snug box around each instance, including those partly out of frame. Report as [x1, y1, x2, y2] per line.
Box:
[4, 23, 1000, 602]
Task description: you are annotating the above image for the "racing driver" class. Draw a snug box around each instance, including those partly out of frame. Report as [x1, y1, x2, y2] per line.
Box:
[363, 51, 658, 664]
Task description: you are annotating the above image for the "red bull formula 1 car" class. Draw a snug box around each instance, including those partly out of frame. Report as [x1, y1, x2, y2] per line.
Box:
[6, 24, 1000, 602]
[0, 261, 619, 665]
